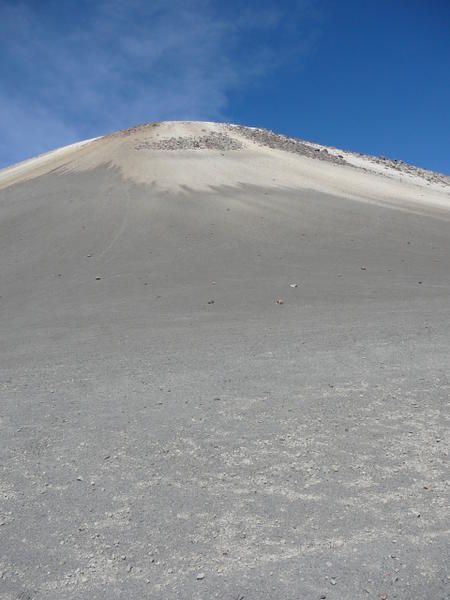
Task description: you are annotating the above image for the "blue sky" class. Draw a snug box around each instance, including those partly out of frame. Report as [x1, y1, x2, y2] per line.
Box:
[0, 0, 449, 172]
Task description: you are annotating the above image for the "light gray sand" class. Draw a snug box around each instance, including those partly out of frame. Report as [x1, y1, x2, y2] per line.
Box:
[0, 123, 449, 599]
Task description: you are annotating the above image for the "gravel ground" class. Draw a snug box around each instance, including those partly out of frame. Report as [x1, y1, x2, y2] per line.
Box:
[361, 154, 450, 187]
[0, 138, 449, 600]
[135, 132, 243, 151]
[228, 124, 347, 165]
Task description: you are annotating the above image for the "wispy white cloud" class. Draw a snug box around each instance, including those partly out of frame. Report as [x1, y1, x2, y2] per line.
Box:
[0, 0, 321, 167]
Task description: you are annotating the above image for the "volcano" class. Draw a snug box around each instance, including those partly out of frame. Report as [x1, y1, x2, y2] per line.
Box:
[1, 121, 449, 599]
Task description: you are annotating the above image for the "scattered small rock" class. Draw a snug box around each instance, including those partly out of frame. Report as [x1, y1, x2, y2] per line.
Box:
[230, 125, 347, 165]
[207, 300, 215, 304]
[196, 572, 205, 580]
[136, 132, 243, 151]
[289, 283, 298, 288]
[276, 298, 284, 305]
[95, 276, 102, 281]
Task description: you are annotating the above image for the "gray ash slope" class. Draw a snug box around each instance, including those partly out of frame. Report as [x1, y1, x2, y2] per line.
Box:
[0, 120, 449, 600]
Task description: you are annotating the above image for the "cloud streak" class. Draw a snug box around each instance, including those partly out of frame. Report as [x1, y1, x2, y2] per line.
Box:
[0, 0, 320, 167]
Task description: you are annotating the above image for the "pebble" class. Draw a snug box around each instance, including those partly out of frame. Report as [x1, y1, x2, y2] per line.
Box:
[196, 572, 205, 580]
